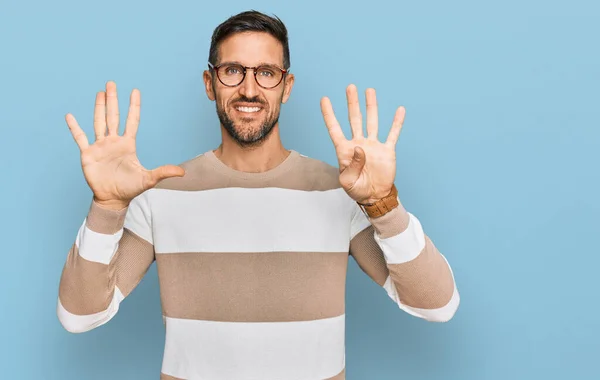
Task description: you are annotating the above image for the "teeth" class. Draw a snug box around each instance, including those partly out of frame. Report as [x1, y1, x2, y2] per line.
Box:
[236, 106, 261, 113]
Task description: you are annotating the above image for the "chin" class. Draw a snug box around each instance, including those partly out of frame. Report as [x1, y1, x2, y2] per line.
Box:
[217, 106, 278, 147]
[237, 130, 263, 142]
[224, 124, 263, 145]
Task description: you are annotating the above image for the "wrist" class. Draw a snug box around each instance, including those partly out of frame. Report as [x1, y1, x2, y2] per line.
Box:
[93, 197, 130, 211]
[357, 184, 399, 218]
[357, 185, 395, 205]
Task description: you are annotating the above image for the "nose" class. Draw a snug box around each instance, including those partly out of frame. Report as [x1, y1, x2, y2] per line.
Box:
[238, 68, 259, 98]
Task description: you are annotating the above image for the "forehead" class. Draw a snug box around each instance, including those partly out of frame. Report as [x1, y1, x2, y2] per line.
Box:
[218, 31, 284, 67]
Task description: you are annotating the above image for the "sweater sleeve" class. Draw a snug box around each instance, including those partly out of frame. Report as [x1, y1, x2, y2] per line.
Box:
[349, 197, 459, 322]
[57, 192, 155, 333]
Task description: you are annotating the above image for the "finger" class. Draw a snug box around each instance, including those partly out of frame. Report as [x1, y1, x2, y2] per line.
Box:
[105, 81, 120, 136]
[124, 88, 141, 138]
[147, 165, 186, 188]
[346, 84, 363, 138]
[93, 91, 106, 141]
[339, 146, 366, 189]
[386, 106, 406, 147]
[65, 113, 89, 151]
[365, 88, 378, 140]
[320, 97, 347, 147]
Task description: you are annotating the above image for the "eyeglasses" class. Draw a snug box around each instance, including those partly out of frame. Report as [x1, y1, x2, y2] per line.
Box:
[208, 62, 289, 89]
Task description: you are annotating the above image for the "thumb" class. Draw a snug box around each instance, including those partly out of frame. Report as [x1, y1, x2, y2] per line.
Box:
[340, 146, 366, 186]
[147, 165, 186, 187]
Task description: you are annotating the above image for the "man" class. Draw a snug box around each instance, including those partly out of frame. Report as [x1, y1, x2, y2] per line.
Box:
[58, 10, 459, 380]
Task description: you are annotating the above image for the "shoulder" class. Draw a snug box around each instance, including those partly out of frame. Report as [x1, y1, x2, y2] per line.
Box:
[289, 152, 342, 191]
[296, 152, 339, 175]
[152, 151, 215, 191]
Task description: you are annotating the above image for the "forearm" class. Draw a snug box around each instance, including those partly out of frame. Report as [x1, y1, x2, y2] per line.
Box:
[369, 202, 458, 321]
[57, 201, 128, 332]
[59, 244, 119, 318]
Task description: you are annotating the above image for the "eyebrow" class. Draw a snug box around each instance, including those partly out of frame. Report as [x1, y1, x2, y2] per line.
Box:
[218, 60, 283, 68]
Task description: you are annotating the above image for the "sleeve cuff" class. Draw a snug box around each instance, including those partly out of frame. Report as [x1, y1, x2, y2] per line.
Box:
[86, 200, 128, 234]
[368, 198, 410, 239]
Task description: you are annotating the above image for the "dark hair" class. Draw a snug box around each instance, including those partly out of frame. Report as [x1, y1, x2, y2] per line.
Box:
[208, 10, 290, 69]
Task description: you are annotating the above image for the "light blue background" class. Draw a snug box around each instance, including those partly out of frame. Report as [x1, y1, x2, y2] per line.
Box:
[1, 0, 599, 379]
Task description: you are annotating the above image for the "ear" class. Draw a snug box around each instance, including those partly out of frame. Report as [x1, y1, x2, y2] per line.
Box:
[203, 70, 216, 101]
[281, 73, 295, 104]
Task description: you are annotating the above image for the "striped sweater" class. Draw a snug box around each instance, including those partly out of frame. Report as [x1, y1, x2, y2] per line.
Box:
[57, 149, 459, 380]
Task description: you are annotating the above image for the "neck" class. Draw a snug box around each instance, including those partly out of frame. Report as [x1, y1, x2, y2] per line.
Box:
[214, 123, 290, 173]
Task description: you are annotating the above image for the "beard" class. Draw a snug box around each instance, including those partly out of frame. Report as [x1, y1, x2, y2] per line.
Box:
[215, 94, 281, 148]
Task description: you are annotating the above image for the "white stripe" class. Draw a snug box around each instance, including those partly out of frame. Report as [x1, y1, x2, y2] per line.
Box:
[57, 287, 125, 333]
[75, 222, 122, 265]
[123, 193, 153, 245]
[382, 254, 460, 322]
[74, 193, 153, 265]
[375, 212, 426, 264]
[350, 203, 372, 240]
[161, 315, 346, 380]
[148, 187, 355, 254]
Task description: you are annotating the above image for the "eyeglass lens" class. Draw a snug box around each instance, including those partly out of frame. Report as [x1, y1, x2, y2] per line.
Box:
[217, 64, 283, 88]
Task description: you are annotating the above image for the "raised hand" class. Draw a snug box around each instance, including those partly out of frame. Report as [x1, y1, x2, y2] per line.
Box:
[320, 84, 406, 204]
[66, 81, 185, 210]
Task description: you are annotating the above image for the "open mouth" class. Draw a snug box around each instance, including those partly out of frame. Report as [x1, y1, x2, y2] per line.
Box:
[232, 101, 265, 116]
[235, 106, 262, 113]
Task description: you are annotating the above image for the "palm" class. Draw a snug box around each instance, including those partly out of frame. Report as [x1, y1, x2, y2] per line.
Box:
[321, 84, 406, 204]
[66, 81, 184, 208]
[333, 137, 397, 203]
[82, 136, 148, 203]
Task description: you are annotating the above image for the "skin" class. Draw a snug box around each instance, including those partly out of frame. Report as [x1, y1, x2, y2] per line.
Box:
[65, 83, 185, 211]
[320, 86, 406, 204]
[203, 31, 295, 173]
[64, 30, 406, 210]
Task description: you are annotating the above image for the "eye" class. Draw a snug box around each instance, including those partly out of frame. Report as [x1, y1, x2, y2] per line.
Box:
[258, 67, 276, 77]
[224, 65, 242, 75]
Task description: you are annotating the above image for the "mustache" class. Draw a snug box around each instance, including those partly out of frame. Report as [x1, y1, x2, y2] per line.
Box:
[231, 95, 266, 106]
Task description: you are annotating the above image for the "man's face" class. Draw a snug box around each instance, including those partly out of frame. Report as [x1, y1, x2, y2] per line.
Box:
[203, 32, 294, 147]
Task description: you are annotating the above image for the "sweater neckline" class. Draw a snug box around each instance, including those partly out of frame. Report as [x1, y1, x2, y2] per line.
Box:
[204, 149, 300, 181]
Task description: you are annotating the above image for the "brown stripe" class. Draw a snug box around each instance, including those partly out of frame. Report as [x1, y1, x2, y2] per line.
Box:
[367, 202, 410, 239]
[58, 229, 154, 315]
[59, 244, 115, 315]
[155, 150, 342, 192]
[327, 368, 346, 379]
[112, 229, 155, 297]
[85, 200, 127, 234]
[160, 374, 183, 380]
[388, 235, 455, 309]
[160, 368, 345, 380]
[350, 225, 389, 286]
[156, 251, 348, 322]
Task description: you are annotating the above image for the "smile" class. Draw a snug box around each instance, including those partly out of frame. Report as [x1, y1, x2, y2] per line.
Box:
[235, 106, 262, 113]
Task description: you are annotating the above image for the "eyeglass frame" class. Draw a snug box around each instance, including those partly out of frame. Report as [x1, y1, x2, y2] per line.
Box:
[207, 61, 289, 89]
